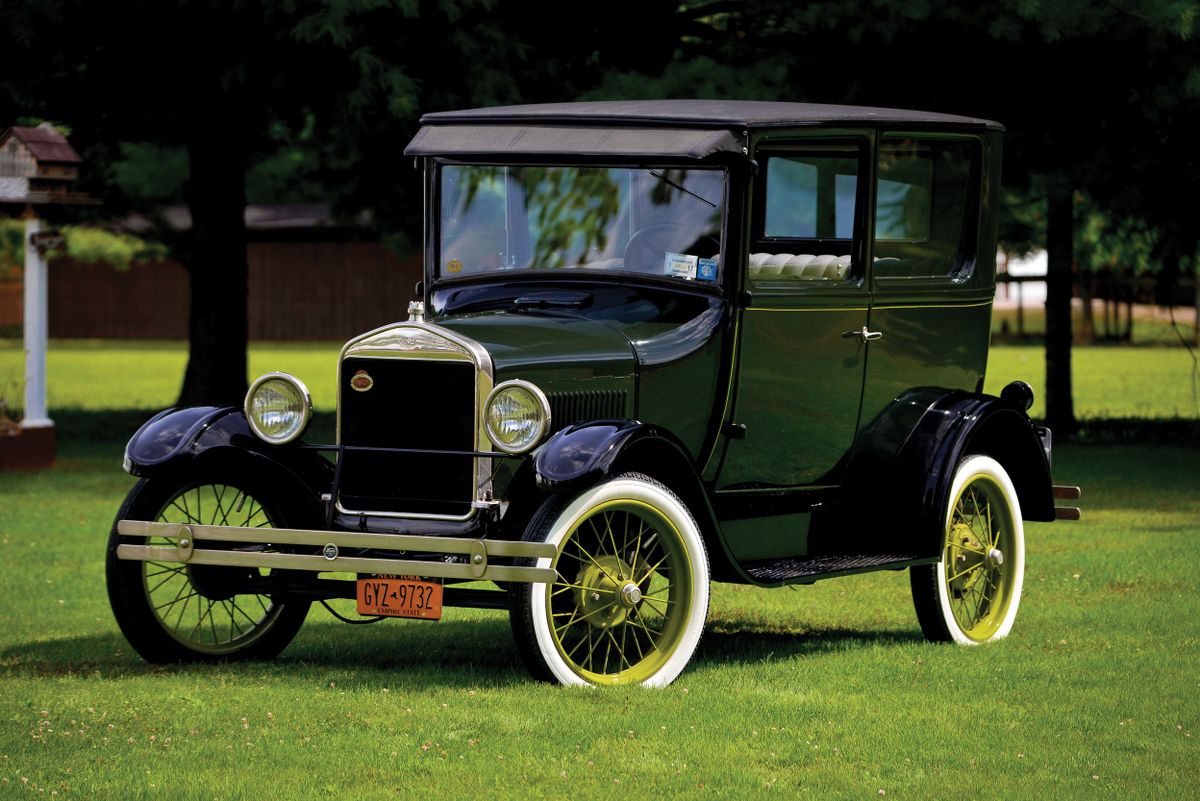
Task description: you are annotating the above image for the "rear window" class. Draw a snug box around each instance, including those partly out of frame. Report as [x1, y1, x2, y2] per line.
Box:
[874, 138, 979, 279]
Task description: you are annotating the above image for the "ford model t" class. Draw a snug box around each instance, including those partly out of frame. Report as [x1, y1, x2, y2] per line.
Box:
[107, 100, 1080, 686]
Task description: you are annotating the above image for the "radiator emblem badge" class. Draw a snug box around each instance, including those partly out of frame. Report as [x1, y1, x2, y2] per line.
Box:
[323, 543, 339, 560]
[350, 369, 374, 392]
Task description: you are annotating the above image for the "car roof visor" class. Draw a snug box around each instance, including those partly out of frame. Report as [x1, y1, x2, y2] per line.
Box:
[404, 124, 742, 160]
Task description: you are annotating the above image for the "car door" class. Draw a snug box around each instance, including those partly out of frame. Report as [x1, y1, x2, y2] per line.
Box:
[859, 133, 995, 430]
[715, 135, 872, 491]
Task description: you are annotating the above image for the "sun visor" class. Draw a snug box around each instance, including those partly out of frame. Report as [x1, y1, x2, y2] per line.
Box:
[404, 124, 742, 160]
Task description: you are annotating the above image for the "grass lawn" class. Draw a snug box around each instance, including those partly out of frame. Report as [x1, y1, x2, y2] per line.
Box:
[1, 338, 1198, 421]
[0, 439, 1197, 799]
[985, 346, 1200, 420]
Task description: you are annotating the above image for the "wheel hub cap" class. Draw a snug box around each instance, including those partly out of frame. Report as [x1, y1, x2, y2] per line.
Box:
[986, 547, 1004, 567]
[620, 583, 643, 607]
[948, 523, 985, 592]
[575, 555, 638, 629]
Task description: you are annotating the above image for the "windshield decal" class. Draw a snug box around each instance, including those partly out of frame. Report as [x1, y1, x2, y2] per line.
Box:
[665, 252, 698, 279]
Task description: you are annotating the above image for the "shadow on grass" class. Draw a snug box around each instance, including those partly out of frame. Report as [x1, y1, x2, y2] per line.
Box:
[0, 619, 527, 689]
[695, 623, 923, 665]
[2, 616, 922, 686]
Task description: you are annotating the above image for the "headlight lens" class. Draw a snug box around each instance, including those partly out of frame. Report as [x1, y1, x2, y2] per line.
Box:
[245, 372, 312, 444]
[485, 380, 551, 454]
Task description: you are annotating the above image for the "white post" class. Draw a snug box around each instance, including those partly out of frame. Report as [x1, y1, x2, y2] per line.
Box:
[22, 214, 52, 429]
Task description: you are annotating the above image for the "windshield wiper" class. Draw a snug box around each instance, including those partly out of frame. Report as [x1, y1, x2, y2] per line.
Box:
[647, 170, 716, 208]
[512, 290, 592, 311]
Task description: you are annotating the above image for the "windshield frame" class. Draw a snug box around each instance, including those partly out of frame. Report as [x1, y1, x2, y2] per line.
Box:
[428, 157, 730, 292]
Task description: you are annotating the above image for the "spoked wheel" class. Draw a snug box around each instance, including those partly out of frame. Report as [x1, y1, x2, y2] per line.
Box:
[106, 474, 310, 663]
[911, 455, 1025, 644]
[510, 473, 709, 687]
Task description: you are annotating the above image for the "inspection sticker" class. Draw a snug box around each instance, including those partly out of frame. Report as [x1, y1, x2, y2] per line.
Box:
[664, 252, 698, 279]
[697, 257, 718, 281]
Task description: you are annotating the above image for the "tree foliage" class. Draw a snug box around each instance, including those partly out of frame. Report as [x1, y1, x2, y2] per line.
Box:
[0, 219, 164, 280]
[1, 0, 1196, 417]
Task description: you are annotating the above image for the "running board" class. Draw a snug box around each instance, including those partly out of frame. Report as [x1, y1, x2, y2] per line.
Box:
[742, 553, 930, 585]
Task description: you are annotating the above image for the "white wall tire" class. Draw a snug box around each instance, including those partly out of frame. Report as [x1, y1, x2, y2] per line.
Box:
[509, 473, 709, 687]
[911, 455, 1025, 645]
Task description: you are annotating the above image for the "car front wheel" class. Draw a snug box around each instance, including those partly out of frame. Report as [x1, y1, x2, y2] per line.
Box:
[911, 455, 1025, 644]
[106, 472, 311, 663]
[509, 473, 710, 686]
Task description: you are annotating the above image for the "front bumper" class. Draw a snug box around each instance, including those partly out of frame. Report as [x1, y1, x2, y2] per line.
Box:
[115, 520, 559, 583]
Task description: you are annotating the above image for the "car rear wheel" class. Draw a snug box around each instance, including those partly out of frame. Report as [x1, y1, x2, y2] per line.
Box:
[911, 455, 1025, 644]
[106, 472, 311, 663]
[509, 473, 709, 686]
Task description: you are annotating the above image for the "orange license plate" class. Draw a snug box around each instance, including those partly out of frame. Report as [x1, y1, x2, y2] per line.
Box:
[356, 576, 443, 620]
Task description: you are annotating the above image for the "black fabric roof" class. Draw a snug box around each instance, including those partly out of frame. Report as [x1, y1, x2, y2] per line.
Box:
[419, 100, 1003, 131]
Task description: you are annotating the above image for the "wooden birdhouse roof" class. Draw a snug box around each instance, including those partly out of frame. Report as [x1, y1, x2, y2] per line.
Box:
[1, 123, 82, 164]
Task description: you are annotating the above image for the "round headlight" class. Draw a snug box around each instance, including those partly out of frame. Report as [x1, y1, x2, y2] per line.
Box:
[484, 380, 551, 454]
[245, 372, 312, 444]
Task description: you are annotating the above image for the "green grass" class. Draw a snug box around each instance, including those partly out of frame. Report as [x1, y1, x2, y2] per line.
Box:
[985, 345, 1200, 419]
[1, 338, 1198, 421]
[0, 340, 342, 412]
[1, 440, 1198, 798]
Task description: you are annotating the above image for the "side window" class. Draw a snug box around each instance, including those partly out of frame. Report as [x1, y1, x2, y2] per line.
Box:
[875, 137, 979, 279]
[752, 143, 863, 283]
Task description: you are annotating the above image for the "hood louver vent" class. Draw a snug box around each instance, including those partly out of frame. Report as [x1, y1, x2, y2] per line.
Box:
[548, 389, 627, 431]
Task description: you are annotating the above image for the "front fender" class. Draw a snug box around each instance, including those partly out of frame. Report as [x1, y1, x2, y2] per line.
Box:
[532, 419, 676, 492]
[531, 419, 741, 582]
[123, 406, 230, 474]
[123, 407, 334, 516]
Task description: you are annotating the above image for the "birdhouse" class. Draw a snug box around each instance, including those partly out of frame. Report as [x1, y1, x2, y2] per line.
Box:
[0, 122, 84, 203]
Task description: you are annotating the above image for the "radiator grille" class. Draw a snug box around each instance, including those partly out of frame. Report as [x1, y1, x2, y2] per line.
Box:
[337, 356, 476, 517]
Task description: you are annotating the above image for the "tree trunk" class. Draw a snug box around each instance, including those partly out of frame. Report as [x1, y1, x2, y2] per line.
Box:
[1079, 272, 1094, 342]
[176, 130, 249, 407]
[1194, 270, 1199, 347]
[1044, 180, 1077, 434]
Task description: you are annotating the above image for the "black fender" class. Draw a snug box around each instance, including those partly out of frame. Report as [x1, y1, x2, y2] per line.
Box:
[532, 420, 740, 582]
[824, 386, 1055, 559]
[533, 419, 661, 492]
[123, 406, 334, 522]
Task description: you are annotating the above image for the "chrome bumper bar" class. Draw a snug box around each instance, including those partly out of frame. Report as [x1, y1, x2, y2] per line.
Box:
[115, 520, 558, 583]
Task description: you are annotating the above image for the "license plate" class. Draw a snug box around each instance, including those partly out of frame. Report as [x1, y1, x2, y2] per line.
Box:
[356, 576, 443, 620]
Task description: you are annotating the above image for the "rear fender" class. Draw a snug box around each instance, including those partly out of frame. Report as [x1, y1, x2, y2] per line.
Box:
[832, 388, 1054, 558]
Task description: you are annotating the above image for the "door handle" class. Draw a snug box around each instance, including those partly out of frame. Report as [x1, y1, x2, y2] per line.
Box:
[842, 326, 883, 342]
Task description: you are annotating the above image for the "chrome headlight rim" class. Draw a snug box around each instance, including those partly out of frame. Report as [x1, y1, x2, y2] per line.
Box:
[244, 371, 313, 445]
[484, 379, 552, 455]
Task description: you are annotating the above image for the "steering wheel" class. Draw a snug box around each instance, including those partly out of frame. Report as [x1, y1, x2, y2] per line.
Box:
[622, 224, 692, 275]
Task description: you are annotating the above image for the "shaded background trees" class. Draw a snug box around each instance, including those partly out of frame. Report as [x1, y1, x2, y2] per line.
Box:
[1, 0, 1197, 423]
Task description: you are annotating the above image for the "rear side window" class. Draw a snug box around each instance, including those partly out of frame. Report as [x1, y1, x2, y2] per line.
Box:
[874, 138, 979, 280]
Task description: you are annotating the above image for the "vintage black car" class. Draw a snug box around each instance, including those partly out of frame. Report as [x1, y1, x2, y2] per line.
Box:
[108, 100, 1080, 686]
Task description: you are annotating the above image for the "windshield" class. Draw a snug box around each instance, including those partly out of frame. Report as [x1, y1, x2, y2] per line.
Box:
[437, 165, 725, 284]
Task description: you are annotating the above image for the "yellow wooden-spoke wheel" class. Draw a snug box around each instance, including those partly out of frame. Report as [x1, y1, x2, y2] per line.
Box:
[510, 474, 710, 686]
[911, 455, 1025, 644]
